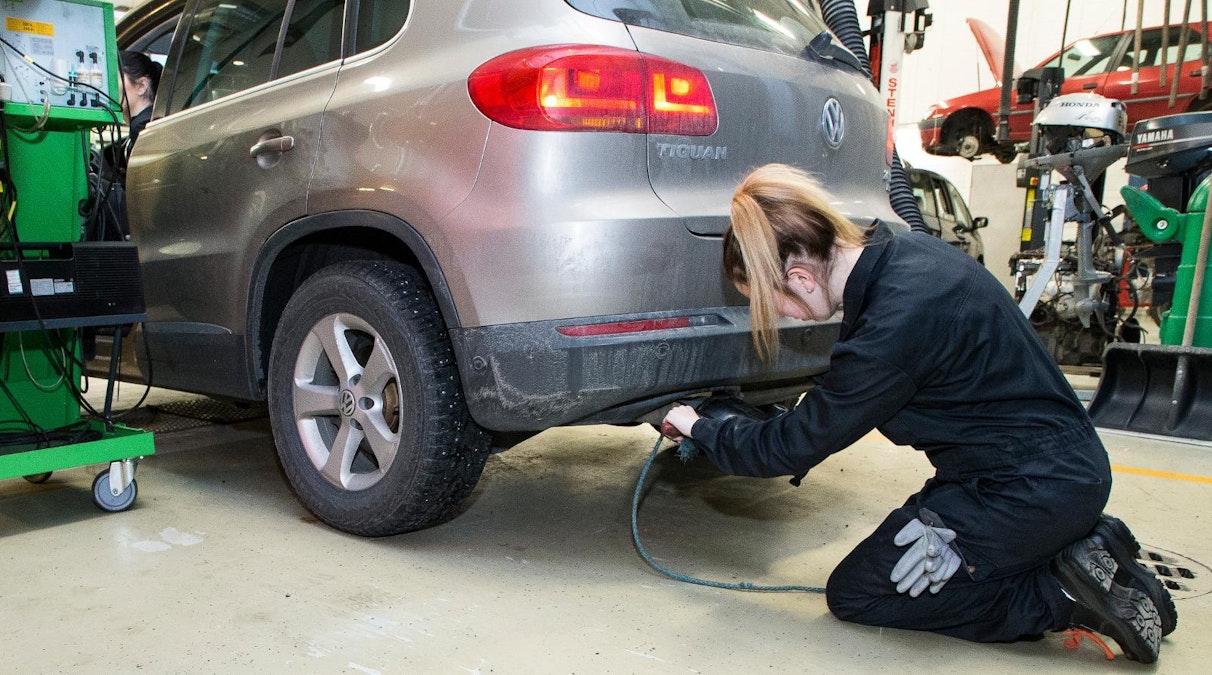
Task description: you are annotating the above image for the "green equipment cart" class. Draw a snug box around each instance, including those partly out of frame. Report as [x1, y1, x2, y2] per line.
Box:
[0, 0, 153, 510]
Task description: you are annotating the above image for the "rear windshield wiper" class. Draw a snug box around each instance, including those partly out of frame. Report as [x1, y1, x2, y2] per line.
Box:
[801, 31, 867, 77]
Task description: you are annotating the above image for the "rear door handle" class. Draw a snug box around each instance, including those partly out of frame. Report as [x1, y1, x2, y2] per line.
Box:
[1082, 82, 1098, 90]
[250, 135, 296, 157]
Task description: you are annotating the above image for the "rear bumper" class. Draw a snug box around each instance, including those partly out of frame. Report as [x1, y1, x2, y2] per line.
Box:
[450, 308, 838, 431]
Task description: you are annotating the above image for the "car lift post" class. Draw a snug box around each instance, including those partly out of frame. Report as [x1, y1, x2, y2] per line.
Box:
[996, 0, 1021, 146]
[867, 0, 932, 129]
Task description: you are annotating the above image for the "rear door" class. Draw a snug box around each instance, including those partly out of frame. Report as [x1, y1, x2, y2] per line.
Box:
[127, 0, 345, 395]
[942, 179, 980, 259]
[1101, 25, 1210, 119]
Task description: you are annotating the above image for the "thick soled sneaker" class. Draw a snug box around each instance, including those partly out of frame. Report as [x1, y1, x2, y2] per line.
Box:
[1053, 537, 1163, 664]
[1090, 513, 1178, 636]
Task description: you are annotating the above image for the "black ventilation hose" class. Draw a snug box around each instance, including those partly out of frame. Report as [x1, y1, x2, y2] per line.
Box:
[889, 147, 929, 232]
[820, 0, 872, 78]
[819, 0, 930, 233]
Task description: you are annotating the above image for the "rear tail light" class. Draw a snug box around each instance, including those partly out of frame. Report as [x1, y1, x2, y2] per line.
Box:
[468, 45, 718, 136]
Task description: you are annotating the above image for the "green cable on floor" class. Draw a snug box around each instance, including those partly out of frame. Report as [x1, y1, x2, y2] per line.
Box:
[631, 432, 827, 594]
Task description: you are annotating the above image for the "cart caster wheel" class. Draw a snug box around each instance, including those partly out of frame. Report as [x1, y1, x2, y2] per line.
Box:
[92, 470, 137, 512]
[23, 472, 52, 484]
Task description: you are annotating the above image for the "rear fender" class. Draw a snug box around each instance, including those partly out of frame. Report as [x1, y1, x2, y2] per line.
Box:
[248, 211, 460, 397]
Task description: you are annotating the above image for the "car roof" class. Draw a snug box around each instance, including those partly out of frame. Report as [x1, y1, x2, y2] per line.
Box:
[116, 0, 186, 47]
[967, 21, 1207, 79]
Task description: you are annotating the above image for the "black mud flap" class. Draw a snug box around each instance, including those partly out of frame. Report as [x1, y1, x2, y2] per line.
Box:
[1088, 343, 1212, 441]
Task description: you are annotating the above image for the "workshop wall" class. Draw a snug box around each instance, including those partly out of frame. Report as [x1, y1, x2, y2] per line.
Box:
[893, 1, 1181, 289]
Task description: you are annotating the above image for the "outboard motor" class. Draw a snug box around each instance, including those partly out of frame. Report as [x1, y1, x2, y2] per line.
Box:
[1124, 112, 1212, 210]
[1122, 113, 1212, 313]
[1088, 112, 1212, 441]
[1034, 92, 1128, 156]
[1012, 94, 1130, 365]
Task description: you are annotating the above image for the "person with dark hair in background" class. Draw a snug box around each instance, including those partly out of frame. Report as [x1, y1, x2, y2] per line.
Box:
[89, 50, 162, 242]
[117, 50, 162, 150]
[660, 163, 1177, 663]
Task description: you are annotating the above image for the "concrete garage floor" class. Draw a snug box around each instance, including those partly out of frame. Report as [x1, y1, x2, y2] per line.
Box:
[2, 383, 1209, 673]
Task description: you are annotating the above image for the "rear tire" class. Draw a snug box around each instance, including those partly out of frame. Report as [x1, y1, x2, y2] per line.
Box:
[268, 261, 490, 536]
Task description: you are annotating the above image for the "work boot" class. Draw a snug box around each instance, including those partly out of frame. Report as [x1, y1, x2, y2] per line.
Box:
[1053, 537, 1162, 663]
[1089, 513, 1178, 636]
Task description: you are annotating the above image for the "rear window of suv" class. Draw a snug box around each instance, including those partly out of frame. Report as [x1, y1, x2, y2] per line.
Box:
[566, 0, 830, 58]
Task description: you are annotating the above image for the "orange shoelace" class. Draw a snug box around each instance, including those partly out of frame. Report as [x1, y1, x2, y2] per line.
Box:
[1062, 628, 1115, 660]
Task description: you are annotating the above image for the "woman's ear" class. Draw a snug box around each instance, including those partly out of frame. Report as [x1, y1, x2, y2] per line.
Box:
[784, 265, 817, 294]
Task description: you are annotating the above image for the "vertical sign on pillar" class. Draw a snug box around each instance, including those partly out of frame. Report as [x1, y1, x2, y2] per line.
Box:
[880, 10, 906, 128]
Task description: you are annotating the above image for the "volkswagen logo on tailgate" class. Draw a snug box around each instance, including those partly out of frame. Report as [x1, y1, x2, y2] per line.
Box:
[821, 98, 845, 149]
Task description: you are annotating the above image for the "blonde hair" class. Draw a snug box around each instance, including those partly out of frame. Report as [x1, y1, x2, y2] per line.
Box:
[724, 164, 866, 361]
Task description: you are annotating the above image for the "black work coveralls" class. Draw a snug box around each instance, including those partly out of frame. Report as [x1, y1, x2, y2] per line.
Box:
[690, 222, 1111, 642]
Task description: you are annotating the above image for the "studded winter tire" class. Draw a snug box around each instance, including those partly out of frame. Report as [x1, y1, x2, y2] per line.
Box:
[268, 261, 490, 536]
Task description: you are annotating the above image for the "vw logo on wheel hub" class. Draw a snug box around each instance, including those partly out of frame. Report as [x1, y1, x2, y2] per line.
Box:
[339, 389, 357, 417]
[821, 98, 845, 149]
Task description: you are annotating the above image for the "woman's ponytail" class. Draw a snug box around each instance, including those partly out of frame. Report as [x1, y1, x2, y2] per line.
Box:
[722, 164, 866, 362]
[726, 191, 784, 361]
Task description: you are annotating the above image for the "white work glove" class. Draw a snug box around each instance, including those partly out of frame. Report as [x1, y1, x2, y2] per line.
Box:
[890, 509, 962, 597]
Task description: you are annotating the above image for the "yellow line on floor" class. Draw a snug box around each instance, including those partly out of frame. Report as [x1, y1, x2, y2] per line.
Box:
[1112, 464, 1212, 484]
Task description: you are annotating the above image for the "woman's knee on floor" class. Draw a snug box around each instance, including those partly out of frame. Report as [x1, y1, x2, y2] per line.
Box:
[824, 555, 880, 624]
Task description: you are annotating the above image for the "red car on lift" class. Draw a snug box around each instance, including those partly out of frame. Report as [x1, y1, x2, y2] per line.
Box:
[920, 20, 1212, 162]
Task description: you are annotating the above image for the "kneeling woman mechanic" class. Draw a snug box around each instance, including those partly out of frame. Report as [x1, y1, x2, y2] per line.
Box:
[660, 164, 1176, 662]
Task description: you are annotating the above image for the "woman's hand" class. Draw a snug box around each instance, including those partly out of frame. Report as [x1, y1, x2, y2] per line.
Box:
[660, 404, 701, 441]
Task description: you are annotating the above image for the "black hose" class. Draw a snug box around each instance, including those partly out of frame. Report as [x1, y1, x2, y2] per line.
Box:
[889, 146, 929, 232]
[819, 0, 930, 233]
[820, 0, 872, 78]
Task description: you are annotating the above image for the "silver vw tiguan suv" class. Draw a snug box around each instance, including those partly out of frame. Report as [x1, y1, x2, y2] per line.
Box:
[124, 0, 899, 535]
